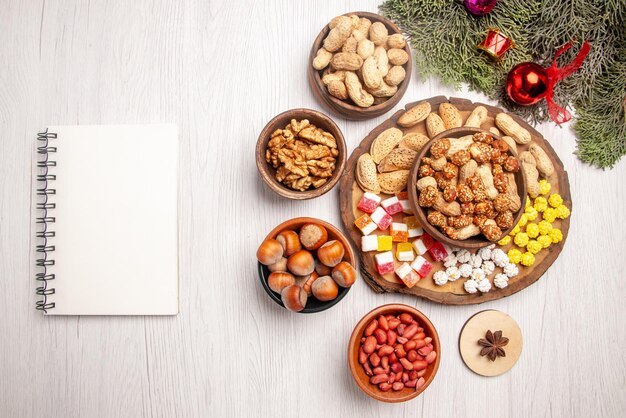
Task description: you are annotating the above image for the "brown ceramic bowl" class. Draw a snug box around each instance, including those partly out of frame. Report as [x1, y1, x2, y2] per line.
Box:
[256, 108, 346, 200]
[308, 12, 412, 120]
[258, 217, 356, 313]
[408, 127, 527, 250]
[348, 304, 441, 402]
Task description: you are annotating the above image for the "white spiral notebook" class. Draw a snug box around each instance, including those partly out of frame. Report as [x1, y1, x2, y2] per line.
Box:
[34, 124, 179, 315]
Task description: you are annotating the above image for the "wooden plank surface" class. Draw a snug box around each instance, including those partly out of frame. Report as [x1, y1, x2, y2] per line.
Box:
[0, 0, 624, 417]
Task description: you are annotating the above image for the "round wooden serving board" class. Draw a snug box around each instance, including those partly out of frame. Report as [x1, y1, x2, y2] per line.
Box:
[339, 96, 571, 304]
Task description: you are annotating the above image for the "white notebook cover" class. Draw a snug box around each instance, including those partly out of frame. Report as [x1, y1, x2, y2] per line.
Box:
[36, 124, 179, 315]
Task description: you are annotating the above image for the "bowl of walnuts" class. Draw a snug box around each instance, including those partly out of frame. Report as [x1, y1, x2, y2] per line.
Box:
[408, 128, 527, 250]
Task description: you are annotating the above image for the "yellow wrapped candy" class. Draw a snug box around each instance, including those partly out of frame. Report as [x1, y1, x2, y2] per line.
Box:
[498, 235, 511, 246]
[537, 235, 552, 248]
[537, 220, 553, 235]
[525, 206, 538, 221]
[526, 223, 539, 238]
[543, 207, 558, 223]
[517, 214, 528, 228]
[548, 193, 563, 208]
[514, 232, 529, 247]
[556, 205, 570, 219]
[508, 249, 522, 264]
[527, 240, 542, 254]
[509, 225, 521, 236]
[549, 228, 563, 243]
[521, 252, 535, 266]
[534, 196, 548, 213]
[538, 179, 551, 195]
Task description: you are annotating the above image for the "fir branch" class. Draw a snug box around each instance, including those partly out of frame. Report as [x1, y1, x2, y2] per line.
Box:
[380, 0, 626, 168]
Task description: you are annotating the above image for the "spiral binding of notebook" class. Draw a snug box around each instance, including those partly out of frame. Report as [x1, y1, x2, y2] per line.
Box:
[35, 130, 57, 312]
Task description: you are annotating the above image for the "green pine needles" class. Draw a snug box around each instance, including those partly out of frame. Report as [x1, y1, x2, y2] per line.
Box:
[380, 0, 626, 168]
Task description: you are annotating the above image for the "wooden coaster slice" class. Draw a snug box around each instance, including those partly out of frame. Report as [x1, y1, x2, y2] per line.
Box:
[459, 310, 522, 377]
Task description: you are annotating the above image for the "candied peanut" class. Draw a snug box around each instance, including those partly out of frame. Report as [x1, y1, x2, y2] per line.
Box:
[474, 201, 494, 216]
[492, 163, 504, 176]
[430, 138, 451, 159]
[442, 162, 458, 180]
[427, 210, 447, 227]
[450, 150, 471, 166]
[493, 193, 510, 212]
[495, 211, 514, 229]
[460, 202, 475, 215]
[443, 185, 457, 202]
[450, 214, 472, 228]
[435, 171, 456, 189]
[481, 223, 502, 242]
[466, 176, 481, 191]
[418, 164, 435, 178]
[472, 185, 488, 202]
[472, 132, 493, 144]
[419, 185, 437, 207]
[469, 142, 492, 164]
[456, 184, 474, 203]
[493, 172, 508, 193]
[492, 139, 509, 153]
[473, 214, 488, 226]
[503, 156, 520, 172]
[443, 226, 459, 240]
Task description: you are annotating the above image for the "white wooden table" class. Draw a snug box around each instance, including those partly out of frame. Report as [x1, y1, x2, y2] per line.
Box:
[1, 1, 624, 417]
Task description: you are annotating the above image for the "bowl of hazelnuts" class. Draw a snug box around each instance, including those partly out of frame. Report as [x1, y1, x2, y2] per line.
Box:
[408, 128, 527, 250]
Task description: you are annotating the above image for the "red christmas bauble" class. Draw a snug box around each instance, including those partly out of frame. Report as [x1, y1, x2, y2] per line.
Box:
[464, 0, 498, 16]
[506, 62, 548, 106]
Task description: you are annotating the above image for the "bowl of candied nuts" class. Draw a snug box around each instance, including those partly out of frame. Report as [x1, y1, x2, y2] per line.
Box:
[348, 304, 441, 402]
[408, 128, 527, 250]
[256, 108, 347, 200]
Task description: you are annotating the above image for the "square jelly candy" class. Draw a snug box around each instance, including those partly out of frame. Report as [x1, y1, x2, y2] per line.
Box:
[381, 196, 404, 216]
[354, 214, 377, 235]
[395, 262, 420, 288]
[412, 233, 434, 255]
[396, 242, 415, 262]
[411, 256, 433, 278]
[361, 235, 378, 252]
[404, 216, 424, 238]
[428, 241, 451, 262]
[357, 192, 381, 214]
[375, 251, 394, 275]
[377, 235, 393, 251]
[396, 191, 413, 214]
[390, 223, 408, 243]
[371, 207, 392, 231]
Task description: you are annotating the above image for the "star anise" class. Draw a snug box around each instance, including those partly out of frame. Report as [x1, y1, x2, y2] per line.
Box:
[478, 330, 509, 361]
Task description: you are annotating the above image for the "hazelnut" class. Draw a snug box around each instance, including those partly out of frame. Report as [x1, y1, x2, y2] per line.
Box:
[276, 230, 302, 256]
[430, 138, 450, 158]
[281, 284, 308, 312]
[311, 276, 339, 301]
[315, 260, 333, 276]
[427, 210, 447, 228]
[287, 250, 315, 276]
[317, 240, 345, 267]
[332, 261, 357, 287]
[256, 239, 284, 266]
[300, 271, 319, 296]
[268, 257, 288, 272]
[299, 223, 328, 250]
[267, 271, 295, 293]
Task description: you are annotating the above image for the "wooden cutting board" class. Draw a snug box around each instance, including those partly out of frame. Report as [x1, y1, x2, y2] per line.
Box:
[339, 96, 571, 305]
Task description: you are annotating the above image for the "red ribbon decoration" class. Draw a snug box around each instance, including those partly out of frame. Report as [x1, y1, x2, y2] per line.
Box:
[545, 40, 591, 124]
